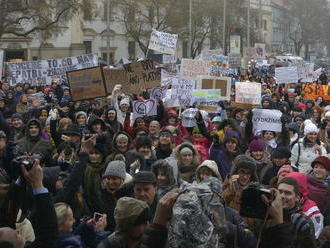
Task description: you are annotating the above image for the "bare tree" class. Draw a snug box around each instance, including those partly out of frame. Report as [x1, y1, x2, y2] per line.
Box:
[0, 0, 95, 38]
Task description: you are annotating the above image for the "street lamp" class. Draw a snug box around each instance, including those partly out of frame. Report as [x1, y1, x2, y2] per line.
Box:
[106, 0, 111, 65]
[223, 0, 227, 54]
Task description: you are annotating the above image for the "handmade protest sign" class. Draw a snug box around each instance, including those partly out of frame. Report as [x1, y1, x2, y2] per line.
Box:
[210, 55, 233, 76]
[197, 76, 231, 101]
[235, 82, 261, 105]
[161, 69, 176, 86]
[180, 59, 212, 78]
[302, 83, 330, 100]
[103, 69, 128, 94]
[67, 67, 106, 101]
[132, 99, 157, 119]
[170, 77, 195, 106]
[297, 63, 314, 83]
[123, 59, 160, 94]
[193, 89, 221, 112]
[150, 87, 167, 102]
[0, 50, 3, 78]
[255, 43, 266, 58]
[6, 53, 98, 86]
[252, 109, 282, 133]
[181, 108, 199, 127]
[148, 29, 178, 55]
[275, 66, 299, 84]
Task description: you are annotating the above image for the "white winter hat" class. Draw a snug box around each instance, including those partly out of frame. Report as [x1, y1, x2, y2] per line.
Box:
[196, 160, 221, 182]
[120, 97, 130, 106]
[304, 123, 319, 135]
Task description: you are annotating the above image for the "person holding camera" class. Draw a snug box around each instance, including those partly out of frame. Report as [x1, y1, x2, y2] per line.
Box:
[0, 160, 58, 248]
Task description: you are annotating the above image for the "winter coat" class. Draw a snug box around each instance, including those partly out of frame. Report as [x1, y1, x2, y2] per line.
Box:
[287, 172, 324, 238]
[174, 143, 200, 183]
[155, 146, 172, 160]
[210, 144, 241, 180]
[291, 138, 328, 174]
[15, 119, 53, 156]
[307, 173, 330, 214]
[245, 150, 272, 182]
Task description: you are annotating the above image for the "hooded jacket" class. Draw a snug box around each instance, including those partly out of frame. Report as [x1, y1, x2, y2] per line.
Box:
[174, 143, 200, 183]
[105, 107, 123, 135]
[287, 172, 324, 238]
[245, 150, 272, 182]
[15, 119, 52, 156]
[152, 158, 179, 199]
[195, 160, 221, 183]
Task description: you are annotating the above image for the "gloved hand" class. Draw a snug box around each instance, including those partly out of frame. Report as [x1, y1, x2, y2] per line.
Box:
[49, 108, 58, 120]
[291, 213, 312, 235]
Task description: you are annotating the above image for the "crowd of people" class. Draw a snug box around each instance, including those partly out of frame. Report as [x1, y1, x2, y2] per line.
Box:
[0, 66, 329, 248]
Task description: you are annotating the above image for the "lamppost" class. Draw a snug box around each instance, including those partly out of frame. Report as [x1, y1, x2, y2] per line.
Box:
[188, 0, 192, 58]
[223, 0, 227, 54]
[106, 0, 111, 65]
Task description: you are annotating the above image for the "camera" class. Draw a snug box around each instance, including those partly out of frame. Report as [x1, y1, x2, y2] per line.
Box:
[240, 182, 272, 219]
[12, 154, 42, 177]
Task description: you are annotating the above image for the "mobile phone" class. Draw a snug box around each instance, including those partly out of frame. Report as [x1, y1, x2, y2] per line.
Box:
[93, 212, 103, 221]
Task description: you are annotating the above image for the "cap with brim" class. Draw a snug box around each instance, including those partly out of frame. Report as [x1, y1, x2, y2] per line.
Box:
[133, 171, 156, 184]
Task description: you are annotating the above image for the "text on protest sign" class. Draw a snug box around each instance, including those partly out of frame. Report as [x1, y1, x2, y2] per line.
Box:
[150, 87, 167, 102]
[6, 53, 98, 86]
[235, 82, 261, 105]
[197, 76, 231, 101]
[170, 77, 196, 106]
[123, 59, 160, 94]
[103, 69, 128, 94]
[67, 67, 107, 101]
[148, 29, 178, 55]
[132, 99, 157, 119]
[193, 89, 221, 112]
[180, 59, 212, 78]
[298, 63, 315, 83]
[0, 50, 3, 79]
[252, 109, 282, 133]
[275, 66, 299, 84]
[302, 83, 330, 101]
[181, 108, 199, 127]
[161, 69, 176, 86]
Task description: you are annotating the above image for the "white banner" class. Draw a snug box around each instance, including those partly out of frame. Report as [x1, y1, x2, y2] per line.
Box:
[275, 66, 299, 84]
[170, 77, 195, 106]
[235, 82, 261, 105]
[298, 63, 315, 83]
[132, 99, 157, 119]
[252, 109, 282, 133]
[0, 50, 3, 79]
[181, 108, 199, 127]
[148, 29, 178, 55]
[6, 53, 99, 86]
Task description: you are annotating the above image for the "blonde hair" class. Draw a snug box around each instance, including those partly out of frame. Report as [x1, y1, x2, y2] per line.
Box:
[54, 202, 71, 227]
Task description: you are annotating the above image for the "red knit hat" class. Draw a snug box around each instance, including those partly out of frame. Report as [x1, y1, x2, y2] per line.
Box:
[311, 156, 330, 171]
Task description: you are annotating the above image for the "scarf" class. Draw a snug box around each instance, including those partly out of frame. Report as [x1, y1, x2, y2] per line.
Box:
[84, 162, 105, 204]
[266, 138, 277, 149]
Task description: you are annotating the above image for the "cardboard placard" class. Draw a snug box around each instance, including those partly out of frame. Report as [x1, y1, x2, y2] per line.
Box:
[197, 76, 231, 101]
[103, 69, 128, 94]
[235, 82, 261, 105]
[180, 59, 212, 78]
[302, 83, 330, 100]
[123, 59, 161, 94]
[231, 102, 259, 109]
[67, 67, 107, 101]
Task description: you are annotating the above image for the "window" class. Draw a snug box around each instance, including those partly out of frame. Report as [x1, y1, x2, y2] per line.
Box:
[102, 52, 114, 65]
[182, 41, 188, 58]
[263, 20, 267, 31]
[128, 41, 136, 60]
[83, 41, 92, 54]
[32, 56, 38, 61]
